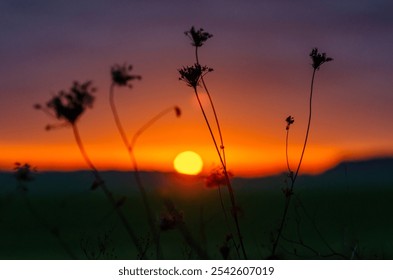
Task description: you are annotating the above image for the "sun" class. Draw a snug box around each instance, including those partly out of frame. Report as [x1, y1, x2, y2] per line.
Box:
[173, 151, 204, 175]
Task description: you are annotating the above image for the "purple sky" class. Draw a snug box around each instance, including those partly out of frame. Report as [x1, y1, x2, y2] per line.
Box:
[1, 0, 393, 175]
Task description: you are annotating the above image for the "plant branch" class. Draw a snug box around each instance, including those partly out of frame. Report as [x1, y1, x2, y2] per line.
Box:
[193, 87, 247, 259]
[271, 68, 317, 257]
[109, 83, 163, 259]
[71, 123, 145, 258]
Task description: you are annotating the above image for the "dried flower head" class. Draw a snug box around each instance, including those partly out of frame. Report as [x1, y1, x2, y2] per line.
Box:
[159, 202, 184, 231]
[282, 187, 294, 198]
[285, 115, 295, 130]
[310, 48, 333, 70]
[205, 167, 233, 188]
[111, 63, 142, 87]
[14, 162, 36, 182]
[219, 233, 233, 259]
[185, 26, 213, 47]
[178, 63, 213, 89]
[36, 81, 95, 125]
[174, 106, 182, 118]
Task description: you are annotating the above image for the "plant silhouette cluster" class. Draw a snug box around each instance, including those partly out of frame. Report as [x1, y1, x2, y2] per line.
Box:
[0, 26, 343, 260]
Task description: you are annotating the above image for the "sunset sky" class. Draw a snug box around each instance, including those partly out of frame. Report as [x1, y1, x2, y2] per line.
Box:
[1, 0, 393, 176]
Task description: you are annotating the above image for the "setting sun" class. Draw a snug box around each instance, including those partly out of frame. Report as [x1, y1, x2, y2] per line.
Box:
[173, 151, 204, 175]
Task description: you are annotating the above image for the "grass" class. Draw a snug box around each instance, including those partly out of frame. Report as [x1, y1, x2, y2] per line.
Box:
[1, 170, 393, 259]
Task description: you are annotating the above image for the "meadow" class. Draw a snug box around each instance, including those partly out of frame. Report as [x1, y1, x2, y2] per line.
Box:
[1, 158, 392, 259]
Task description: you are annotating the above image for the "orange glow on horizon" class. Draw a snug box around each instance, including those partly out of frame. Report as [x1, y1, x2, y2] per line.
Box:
[0, 140, 370, 178]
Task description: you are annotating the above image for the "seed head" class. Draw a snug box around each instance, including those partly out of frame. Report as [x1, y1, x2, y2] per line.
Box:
[36, 81, 96, 125]
[111, 63, 142, 88]
[178, 63, 213, 89]
[205, 167, 233, 188]
[14, 162, 36, 183]
[310, 48, 333, 70]
[285, 115, 295, 130]
[184, 26, 213, 47]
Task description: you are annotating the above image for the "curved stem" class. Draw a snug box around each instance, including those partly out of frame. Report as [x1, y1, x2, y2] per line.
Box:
[72, 124, 98, 174]
[194, 47, 246, 258]
[271, 68, 317, 257]
[218, 185, 241, 259]
[195, 47, 226, 166]
[109, 83, 130, 150]
[109, 84, 163, 259]
[128, 106, 180, 260]
[130, 107, 177, 149]
[71, 123, 145, 258]
[193, 87, 247, 259]
[293, 69, 316, 182]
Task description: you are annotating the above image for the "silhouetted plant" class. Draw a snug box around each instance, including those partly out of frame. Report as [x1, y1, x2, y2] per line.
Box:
[185, 26, 213, 48]
[14, 162, 36, 185]
[185, 26, 226, 165]
[271, 48, 333, 257]
[159, 200, 209, 259]
[109, 63, 181, 259]
[180, 26, 247, 259]
[80, 228, 117, 260]
[35, 81, 145, 258]
[13, 162, 77, 259]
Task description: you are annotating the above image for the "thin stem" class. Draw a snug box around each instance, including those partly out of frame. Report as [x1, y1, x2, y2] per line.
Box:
[71, 123, 145, 258]
[193, 87, 247, 259]
[294, 195, 347, 258]
[72, 124, 98, 174]
[293, 69, 316, 182]
[109, 83, 130, 149]
[285, 129, 291, 174]
[218, 185, 241, 259]
[130, 107, 178, 149]
[128, 106, 180, 259]
[271, 68, 317, 257]
[109, 83, 163, 259]
[194, 47, 246, 258]
[195, 47, 226, 166]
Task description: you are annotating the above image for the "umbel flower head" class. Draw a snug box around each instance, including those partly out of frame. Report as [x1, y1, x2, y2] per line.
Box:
[285, 115, 294, 130]
[310, 48, 333, 70]
[111, 63, 142, 88]
[185, 26, 213, 47]
[35, 81, 95, 125]
[158, 202, 184, 231]
[14, 162, 36, 183]
[205, 167, 233, 188]
[174, 106, 182, 118]
[178, 63, 213, 89]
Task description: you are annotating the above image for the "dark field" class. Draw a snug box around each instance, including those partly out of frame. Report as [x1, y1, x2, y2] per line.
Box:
[1, 158, 393, 259]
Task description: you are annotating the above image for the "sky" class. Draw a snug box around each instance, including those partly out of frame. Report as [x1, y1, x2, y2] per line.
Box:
[1, 0, 393, 176]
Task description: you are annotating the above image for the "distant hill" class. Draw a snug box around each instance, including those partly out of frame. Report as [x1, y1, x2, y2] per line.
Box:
[1, 157, 393, 195]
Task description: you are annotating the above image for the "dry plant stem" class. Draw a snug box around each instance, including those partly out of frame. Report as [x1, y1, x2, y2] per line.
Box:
[193, 88, 247, 259]
[194, 48, 246, 258]
[71, 124, 146, 258]
[271, 68, 317, 257]
[19, 185, 77, 259]
[218, 186, 241, 259]
[285, 129, 291, 173]
[177, 223, 210, 259]
[128, 107, 181, 258]
[195, 47, 226, 165]
[130, 107, 178, 149]
[293, 68, 316, 182]
[294, 195, 347, 258]
[109, 84, 162, 259]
